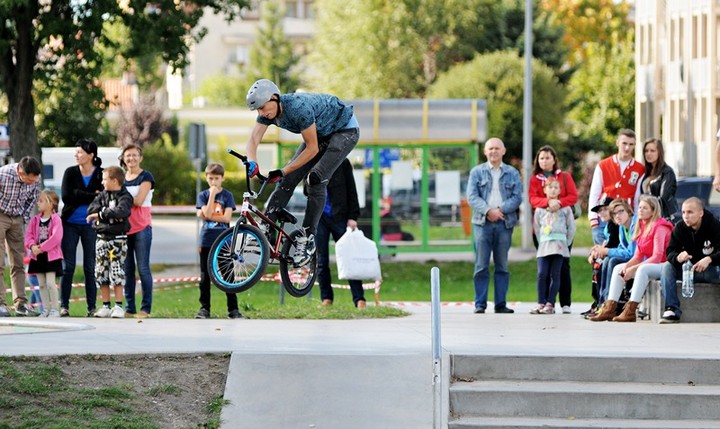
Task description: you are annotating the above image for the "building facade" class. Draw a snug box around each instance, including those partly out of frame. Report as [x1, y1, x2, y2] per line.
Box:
[636, 0, 720, 176]
[178, 1, 316, 108]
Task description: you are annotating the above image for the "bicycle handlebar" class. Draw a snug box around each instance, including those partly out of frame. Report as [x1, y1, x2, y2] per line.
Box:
[226, 148, 267, 182]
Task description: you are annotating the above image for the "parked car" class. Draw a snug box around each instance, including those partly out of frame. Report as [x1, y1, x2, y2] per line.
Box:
[675, 176, 720, 219]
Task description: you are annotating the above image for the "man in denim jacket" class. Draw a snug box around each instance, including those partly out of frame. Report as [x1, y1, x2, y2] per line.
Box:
[466, 137, 523, 314]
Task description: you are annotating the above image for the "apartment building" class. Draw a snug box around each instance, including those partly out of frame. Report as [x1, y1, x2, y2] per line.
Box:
[635, 0, 720, 176]
[179, 1, 315, 108]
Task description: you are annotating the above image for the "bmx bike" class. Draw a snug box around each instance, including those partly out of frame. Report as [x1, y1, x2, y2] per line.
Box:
[207, 149, 318, 297]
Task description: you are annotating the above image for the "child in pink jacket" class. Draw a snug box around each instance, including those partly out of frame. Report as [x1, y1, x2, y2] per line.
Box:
[25, 190, 64, 317]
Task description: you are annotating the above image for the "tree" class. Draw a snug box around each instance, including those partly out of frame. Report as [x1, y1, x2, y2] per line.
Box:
[198, 74, 246, 107]
[310, 0, 570, 97]
[539, 0, 632, 66]
[116, 95, 170, 148]
[566, 35, 635, 156]
[242, 0, 301, 94]
[0, 0, 249, 160]
[428, 51, 566, 160]
[309, 0, 427, 98]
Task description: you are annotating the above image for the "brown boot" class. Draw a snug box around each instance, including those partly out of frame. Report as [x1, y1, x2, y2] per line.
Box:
[613, 300, 639, 322]
[589, 300, 617, 321]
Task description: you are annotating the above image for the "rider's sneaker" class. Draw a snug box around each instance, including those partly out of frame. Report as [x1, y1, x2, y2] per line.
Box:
[293, 233, 315, 266]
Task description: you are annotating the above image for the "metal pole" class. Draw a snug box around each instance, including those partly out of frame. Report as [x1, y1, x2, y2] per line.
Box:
[431, 267, 442, 429]
[521, 0, 534, 251]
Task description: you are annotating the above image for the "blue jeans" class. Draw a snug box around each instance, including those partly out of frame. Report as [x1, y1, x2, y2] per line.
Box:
[473, 221, 513, 310]
[265, 128, 359, 235]
[661, 262, 720, 317]
[60, 221, 97, 311]
[124, 225, 154, 314]
[316, 214, 365, 306]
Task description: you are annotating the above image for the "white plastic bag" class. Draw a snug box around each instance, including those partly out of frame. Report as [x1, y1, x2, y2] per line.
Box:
[335, 227, 382, 281]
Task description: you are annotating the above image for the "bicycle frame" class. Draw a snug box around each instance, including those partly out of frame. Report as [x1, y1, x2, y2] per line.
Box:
[226, 149, 295, 261]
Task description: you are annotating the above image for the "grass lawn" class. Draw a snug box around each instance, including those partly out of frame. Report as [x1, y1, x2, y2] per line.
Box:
[4, 219, 595, 319]
[34, 255, 591, 319]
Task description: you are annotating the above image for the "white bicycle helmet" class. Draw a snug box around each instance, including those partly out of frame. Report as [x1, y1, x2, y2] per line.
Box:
[246, 79, 280, 110]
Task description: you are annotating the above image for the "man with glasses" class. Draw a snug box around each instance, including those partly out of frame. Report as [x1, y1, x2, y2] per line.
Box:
[0, 156, 42, 316]
[588, 129, 644, 245]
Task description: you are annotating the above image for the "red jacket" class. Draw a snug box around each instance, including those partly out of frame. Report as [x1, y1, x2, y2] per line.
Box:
[529, 170, 579, 210]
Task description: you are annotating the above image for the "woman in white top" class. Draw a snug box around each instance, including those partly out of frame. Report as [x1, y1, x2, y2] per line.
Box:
[120, 143, 155, 318]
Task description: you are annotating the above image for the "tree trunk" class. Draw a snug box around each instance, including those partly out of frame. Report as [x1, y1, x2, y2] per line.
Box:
[0, 2, 40, 162]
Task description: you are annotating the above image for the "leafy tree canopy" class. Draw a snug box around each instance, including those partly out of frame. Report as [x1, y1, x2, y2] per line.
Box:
[0, 0, 249, 159]
[566, 34, 635, 156]
[428, 50, 566, 160]
[242, 0, 301, 94]
[539, 0, 632, 66]
[309, 0, 570, 98]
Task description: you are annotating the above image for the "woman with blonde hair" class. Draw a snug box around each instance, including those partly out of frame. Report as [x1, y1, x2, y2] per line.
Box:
[590, 195, 673, 322]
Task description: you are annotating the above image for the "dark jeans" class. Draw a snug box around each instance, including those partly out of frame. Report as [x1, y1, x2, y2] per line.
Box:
[533, 233, 572, 307]
[60, 221, 97, 311]
[198, 246, 238, 313]
[316, 214, 366, 306]
[537, 254, 563, 305]
[265, 128, 358, 235]
[124, 225, 154, 314]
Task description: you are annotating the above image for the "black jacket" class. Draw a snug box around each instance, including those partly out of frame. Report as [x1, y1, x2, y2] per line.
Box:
[87, 188, 133, 237]
[666, 210, 720, 269]
[60, 165, 104, 221]
[325, 159, 360, 221]
[642, 164, 679, 220]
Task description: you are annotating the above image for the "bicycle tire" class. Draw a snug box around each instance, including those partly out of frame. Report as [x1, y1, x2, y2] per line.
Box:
[208, 225, 270, 294]
[279, 229, 318, 297]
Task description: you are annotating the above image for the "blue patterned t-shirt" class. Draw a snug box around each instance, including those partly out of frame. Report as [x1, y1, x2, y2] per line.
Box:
[196, 188, 236, 248]
[257, 93, 354, 139]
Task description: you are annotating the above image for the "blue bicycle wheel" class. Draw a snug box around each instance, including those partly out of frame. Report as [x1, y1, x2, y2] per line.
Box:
[208, 225, 270, 293]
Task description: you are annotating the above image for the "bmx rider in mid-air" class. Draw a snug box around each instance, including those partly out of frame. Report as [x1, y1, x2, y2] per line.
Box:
[244, 79, 360, 265]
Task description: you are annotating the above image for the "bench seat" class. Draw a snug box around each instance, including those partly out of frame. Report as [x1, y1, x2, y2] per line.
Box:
[645, 280, 720, 323]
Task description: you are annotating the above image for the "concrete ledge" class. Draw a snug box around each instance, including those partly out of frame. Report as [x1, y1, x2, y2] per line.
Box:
[647, 280, 720, 323]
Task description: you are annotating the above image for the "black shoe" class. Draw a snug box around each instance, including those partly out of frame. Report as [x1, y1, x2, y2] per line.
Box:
[195, 308, 210, 319]
[580, 307, 595, 317]
[86, 308, 96, 317]
[659, 307, 680, 324]
[60, 308, 70, 317]
[473, 307, 485, 314]
[494, 306, 515, 314]
[228, 310, 246, 319]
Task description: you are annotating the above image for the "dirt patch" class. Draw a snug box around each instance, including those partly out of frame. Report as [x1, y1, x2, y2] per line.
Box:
[5, 353, 230, 428]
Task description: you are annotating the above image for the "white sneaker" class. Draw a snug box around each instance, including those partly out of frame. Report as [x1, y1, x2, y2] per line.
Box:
[293, 233, 315, 266]
[39, 310, 50, 317]
[561, 305, 572, 314]
[95, 305, 112, 318]
[110, 305, 125, 319]
[48, 309, 61, 318]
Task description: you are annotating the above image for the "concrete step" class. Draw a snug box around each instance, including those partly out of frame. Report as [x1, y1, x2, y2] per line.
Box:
[452, 355, 720, 384]
[450, 380, 720, 420]
[448, 416, 720, 428]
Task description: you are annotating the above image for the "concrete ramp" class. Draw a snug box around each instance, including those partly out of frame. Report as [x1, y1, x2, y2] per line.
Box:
[221, 353, 433, 429]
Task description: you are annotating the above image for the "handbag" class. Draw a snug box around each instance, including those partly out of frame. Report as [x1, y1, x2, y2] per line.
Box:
[335, 227, 382, 281]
